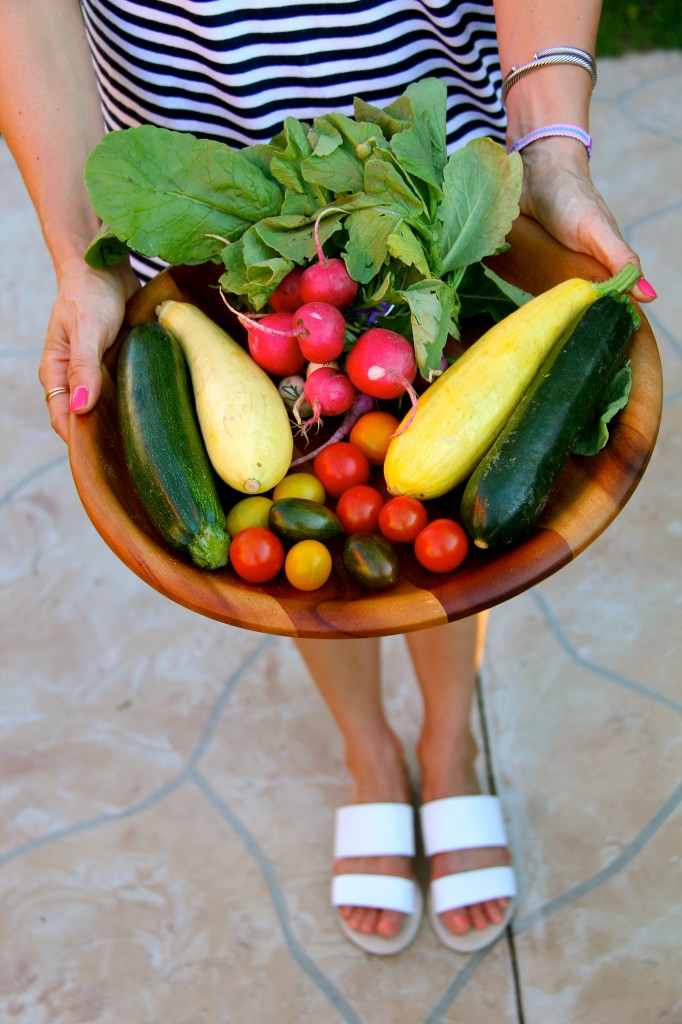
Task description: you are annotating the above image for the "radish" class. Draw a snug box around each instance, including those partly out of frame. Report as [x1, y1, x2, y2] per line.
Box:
[247, 312, 307, 376]
[293, 301, 347, 362]
[296, 366, 356, 434]
[270, 267, 304, 313]
[289, 391, 376, 465]
[345, 327, 419, 435]
[277, 374, 312, 418]
[299, 208, 358, 309]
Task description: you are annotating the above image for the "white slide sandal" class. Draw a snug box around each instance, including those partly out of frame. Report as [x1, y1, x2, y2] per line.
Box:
[419, 795, 516, 953]
[331, 802, 423, 956]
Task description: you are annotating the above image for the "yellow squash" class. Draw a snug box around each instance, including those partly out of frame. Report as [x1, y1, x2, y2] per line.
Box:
[383, 265, 640, 500]
[156, 300, 293, 494]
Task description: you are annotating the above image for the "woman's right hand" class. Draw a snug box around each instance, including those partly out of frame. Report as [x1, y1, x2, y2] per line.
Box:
[39, 259, 140, 442]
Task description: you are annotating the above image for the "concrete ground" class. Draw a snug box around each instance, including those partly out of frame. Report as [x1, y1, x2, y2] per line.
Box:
[1, 51, 680, 1024]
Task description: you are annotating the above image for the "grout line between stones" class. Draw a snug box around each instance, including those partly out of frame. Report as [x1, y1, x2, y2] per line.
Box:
[0, 453, 68, 510]
[514, 777, 682, 933]
[191, 767, 366, 1024]
[0, 636, 267, 867]
[476, 674, 526, 1024]
[530, 589, 682, 715]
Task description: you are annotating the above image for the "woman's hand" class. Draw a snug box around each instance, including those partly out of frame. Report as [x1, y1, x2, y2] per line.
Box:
[517, 138, 657, 303]
[39, 260, 140, 442]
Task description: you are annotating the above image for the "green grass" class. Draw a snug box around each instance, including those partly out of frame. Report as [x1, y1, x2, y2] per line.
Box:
[597, 0, 682, 56]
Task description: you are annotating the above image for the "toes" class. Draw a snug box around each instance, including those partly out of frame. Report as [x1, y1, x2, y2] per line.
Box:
[467, 903, 489, 931]
[347, 906, 379, 934]
[376, 910, 405, 939]
[482, 899, 505, 925]
[441, 908, 472, 935]
[441, 900, 508, 936]
[340, 905, 406, 938]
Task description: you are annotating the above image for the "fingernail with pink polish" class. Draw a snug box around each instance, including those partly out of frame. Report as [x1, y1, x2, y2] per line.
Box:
[70, 386, 89, 412]
[638, 278, 657, 299]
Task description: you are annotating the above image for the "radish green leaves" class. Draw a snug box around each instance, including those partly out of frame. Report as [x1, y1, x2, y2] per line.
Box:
[84, 78, 523, 378]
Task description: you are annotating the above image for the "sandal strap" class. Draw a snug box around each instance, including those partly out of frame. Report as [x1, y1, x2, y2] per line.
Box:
[334, 802, 415, 858]
[431, 866, 517, 915]
[332, 873, 417, 914]
[420, 795, 508, 856]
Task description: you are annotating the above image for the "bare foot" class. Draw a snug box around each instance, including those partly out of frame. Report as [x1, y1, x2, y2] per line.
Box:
[419, 741, 512, 937]
[334, 734, 414, 940]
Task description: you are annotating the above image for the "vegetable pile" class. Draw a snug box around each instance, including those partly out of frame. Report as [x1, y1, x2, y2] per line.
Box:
[84, 77, 529, 380]
[94, 78, 641, 590]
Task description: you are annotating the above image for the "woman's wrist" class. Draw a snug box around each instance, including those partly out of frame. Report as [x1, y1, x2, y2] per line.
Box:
[504, 64, 592, 145]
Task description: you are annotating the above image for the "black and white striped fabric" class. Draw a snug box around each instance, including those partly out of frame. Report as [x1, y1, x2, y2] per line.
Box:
[81, 0, 506, 277]
[81, 0, 505, 146]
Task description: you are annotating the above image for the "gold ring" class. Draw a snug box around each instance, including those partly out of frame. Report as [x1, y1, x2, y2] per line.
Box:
[45, 386, 70, 406]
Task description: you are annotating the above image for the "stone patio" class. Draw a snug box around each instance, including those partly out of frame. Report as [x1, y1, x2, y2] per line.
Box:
[1, 50, 680, 1024]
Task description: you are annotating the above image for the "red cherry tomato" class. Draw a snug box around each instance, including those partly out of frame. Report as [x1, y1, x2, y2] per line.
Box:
[379, 496, 428, 543]
[313, 441, 371, 498]
[413, 518, 469, 573]
[229, 526, 285, 583]
[335, 484, 385, 534]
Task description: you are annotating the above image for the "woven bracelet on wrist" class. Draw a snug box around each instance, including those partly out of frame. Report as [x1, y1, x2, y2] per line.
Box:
[508, 124, 593, 158]
[502, 47, 597, 103]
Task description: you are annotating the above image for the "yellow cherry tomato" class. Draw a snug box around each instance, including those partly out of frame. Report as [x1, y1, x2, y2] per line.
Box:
[349, 410, 401, 465]
[225, 496, 273, 538]
[284, 539, 333, 591]
[273, 472, 326, 503]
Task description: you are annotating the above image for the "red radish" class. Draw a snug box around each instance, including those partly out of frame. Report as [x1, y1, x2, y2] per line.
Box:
[345, 327, 420, 435]
[270, 267, 304, 312]
[247, 312, 306, 376]
[293, 301, 347, 362]
[289, 391, 376, 466]
[300, 259, 357, 309]
[296, 366, 356, 434]
[299, 208, 358, 309]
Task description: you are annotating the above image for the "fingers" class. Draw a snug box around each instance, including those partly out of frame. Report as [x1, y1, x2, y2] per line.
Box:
[43, 388, 71, 443]
[39, 262, 139, 442]
[581, 216, 657, 304]
[519, 149, 658, 304]
[39, 307, 106, 442]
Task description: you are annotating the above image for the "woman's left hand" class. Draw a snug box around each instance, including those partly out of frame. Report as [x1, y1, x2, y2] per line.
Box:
[517, 138, 657, 303]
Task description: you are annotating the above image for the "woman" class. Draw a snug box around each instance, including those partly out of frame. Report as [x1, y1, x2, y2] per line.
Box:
[0, 0, 656, 956]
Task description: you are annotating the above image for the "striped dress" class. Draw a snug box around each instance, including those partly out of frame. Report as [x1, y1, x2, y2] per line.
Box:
[81, 0, 506, 275]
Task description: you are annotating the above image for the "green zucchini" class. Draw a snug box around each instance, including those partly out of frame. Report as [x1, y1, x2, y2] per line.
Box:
[342, 533, 400, 590]
[460, 293, 640, 551]
[118, 321, 230, 569]
[268, 498, 343, 541]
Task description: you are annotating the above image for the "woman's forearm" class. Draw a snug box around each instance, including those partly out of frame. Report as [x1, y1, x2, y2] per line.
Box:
[493, 0, 602, 143]
[0, 0, 105, 277]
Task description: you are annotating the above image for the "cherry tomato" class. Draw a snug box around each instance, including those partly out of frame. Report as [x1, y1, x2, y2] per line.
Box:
[285, 539, 333, 591]
[349, 410, 401, 466]
[379, 496, 428, 543]
[273, 472, 326, 503]
[313, 441, 371, 498]
[413, 518, 469, 573]
[335, 484, 385, 534]
[229, 526, 285, 583]
[225, 496, 273, 538]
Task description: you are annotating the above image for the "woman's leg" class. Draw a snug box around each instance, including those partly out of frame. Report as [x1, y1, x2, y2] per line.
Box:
[294, 636, 413, 939]
[405, 614, 511, 936]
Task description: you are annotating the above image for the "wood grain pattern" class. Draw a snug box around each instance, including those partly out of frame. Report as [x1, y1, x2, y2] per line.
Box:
[67, 216, 663, 638]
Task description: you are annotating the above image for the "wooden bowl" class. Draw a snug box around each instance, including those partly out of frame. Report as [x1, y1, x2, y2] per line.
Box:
[67, 216, 662, 638]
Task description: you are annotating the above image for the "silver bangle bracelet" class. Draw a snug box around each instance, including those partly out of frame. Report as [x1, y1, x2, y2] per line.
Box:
[502, 47, 597, 103]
